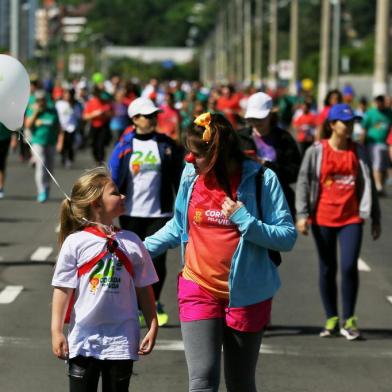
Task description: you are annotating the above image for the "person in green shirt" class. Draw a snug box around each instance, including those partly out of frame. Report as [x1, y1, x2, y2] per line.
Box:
[362, 95, 392, 195]
[0, 123, 17, 198]
[25, 90, 61, 203]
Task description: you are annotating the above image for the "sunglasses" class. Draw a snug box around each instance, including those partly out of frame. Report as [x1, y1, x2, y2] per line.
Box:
[141, 112, 158, 120]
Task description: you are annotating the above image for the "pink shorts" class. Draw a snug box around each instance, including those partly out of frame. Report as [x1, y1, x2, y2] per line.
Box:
[178, 274, 272, 332]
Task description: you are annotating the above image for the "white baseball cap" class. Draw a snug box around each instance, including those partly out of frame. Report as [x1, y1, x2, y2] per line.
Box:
[244, 92, 273, 119]
[128, 97, 161, 118]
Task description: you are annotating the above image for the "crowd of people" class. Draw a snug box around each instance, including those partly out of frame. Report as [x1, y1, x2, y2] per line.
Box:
[0, 72, 389, 391]
[1, 74, 392, 200]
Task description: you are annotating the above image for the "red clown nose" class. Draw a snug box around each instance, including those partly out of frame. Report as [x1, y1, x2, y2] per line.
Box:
[185, 152, 196, 163]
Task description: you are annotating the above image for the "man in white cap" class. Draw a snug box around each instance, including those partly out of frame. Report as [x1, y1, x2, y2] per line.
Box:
[109, 97, 183, 326]
[238, 92, 301, 218]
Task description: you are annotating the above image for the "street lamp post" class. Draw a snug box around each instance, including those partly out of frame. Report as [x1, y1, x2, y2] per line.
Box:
[268, 0, 278, 90]
[289, 0, 299, 95]
[330, 0, 341, 89]
[10, 0, 19, 58]
[318, 0, 331, 109]
[373, 0, 390, 96]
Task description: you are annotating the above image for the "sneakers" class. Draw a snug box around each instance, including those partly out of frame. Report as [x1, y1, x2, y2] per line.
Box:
[320, 316, 340, 337]
[37, 191, 48, 203]
[340, 316, 361, 341]
[138, 310, 146, 328]
[138, 302, 169, 328]
[156, 301, 169, 327]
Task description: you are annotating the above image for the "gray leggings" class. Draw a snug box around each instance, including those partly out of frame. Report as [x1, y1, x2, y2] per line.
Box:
[181, 319, 264, 392]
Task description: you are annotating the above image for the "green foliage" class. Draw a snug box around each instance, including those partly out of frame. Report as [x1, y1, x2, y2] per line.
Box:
[341, 35, 375, 74]
[106, 57, 199, 82]
[51, 0, 384, 80]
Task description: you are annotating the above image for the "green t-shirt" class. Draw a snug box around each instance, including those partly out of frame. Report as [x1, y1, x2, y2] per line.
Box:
[362, 107, 392, 144]
[0, 123, 11, 141]
[27, 109, 59, 146]
[27, 93, 55, 111]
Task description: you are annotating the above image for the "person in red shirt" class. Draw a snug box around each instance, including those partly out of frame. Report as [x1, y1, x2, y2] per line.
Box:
[296, 104, 381, 341]
[83, 86, 112, 165]
[216, 85, 241, 129]
[316, 89, 342, 140]
[292, 100, 318, 157]
[157, 92, 181, 142]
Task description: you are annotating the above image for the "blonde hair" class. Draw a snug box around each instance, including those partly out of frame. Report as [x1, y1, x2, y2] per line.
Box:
[58, 167, 111, 246]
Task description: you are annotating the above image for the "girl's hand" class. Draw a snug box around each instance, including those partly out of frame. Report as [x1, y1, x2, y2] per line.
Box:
[138, 325, 158, 355]
[371, 223, 381, 240]
[221, 197, 243, 219]
[296, 218, 309, 235]
[136, 285, 158, 355]
[52, 331, 69, 360]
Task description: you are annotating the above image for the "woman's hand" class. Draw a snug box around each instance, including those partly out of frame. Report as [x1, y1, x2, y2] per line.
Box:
[371, 222, 381, 240]
[221, 197, 243, 219]
[296, 218, 309, 235]
[52, 331, 69, 360]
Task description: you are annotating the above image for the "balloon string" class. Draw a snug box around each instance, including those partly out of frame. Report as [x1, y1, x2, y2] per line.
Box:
[14, 129, 117, 239]
[15, 128, 71, 202]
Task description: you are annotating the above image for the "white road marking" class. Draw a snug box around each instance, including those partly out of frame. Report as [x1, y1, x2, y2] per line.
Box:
[387, 296, 392, 305]
[154, 339, 294, 355]
[0, 286, 23, 304]
[358, 257, 371, 272]
[30, 246, 53, 261]
[0, 336, 391, 358]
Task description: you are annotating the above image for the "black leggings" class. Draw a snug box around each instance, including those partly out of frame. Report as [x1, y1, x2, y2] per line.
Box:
[68, 356, 133, 392]
[311, 223, 363, 320]
[119, 216, 170, 301]
[0, 138, 11, 172]
[61, 132, 75, 164]
[90, 125, 109, 164]
[181, 319, 264, 392]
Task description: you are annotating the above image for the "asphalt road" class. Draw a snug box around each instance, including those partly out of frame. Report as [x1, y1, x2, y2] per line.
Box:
[0, 147, 391, 392]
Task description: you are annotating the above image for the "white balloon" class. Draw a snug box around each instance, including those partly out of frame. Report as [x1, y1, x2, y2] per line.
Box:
[0, 54, 31, 131]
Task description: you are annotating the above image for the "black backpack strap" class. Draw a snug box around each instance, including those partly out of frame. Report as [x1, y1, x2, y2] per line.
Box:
[255, 166, 282, 267]
[255, 166, 265, 220]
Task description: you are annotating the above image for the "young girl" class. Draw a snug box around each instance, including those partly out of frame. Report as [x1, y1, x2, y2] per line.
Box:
[144, 112, 296, 391]
[51, 167, 158, 392]
[296, 103, 381, 340]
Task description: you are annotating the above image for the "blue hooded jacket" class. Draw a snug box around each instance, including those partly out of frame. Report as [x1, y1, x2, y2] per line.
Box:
[144, 159, 297, 307]
[109, 129, 183, 214]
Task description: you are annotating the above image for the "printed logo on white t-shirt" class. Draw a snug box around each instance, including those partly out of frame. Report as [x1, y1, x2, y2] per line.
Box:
[88, 255, 123, 294]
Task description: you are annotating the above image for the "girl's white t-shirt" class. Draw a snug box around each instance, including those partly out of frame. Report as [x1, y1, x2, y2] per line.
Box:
[52, 229, 158, 360]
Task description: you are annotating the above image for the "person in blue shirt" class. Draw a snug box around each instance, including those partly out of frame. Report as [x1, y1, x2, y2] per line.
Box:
[144, 112, 296, 392]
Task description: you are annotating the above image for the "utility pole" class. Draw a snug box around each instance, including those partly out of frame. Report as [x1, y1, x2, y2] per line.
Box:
[214, 18, 220, 83]
[226, 1, 236, 83]
[228, 1, 236, 82]
[200, 43, 207, 84]
[220, 10, 228, 83]
[254, 0, 263, 86]
[268, 0, 278, 90]
[289, 0, 299, 95]
[243, 0, 252, 84]
[373, 0, 390, 96]
[331, 0, 341, 88]
[236, 0, 244, 83]
[318, 0, 331, 109]
[10, 0, 20, 58]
